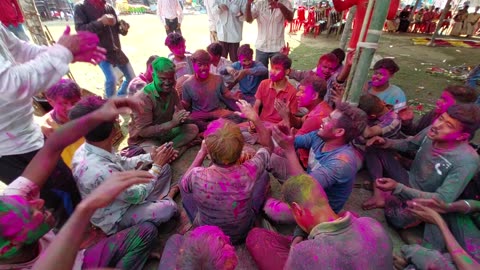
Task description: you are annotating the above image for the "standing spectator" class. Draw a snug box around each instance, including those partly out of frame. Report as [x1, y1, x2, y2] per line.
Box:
[0, 23, 105, 219]
[245, 0, 294, 69]
[397, 5, 411, 33]
[74, 0, 135, 98]
[212, 0, 246, 62]
[465, 6, 480, 37]
[157, 0, 183, 35]
[204, 0, 219, 42]
[0, 0, 29, 41]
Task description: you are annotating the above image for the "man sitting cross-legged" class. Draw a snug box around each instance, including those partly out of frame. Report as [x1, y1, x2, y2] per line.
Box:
[128, 57, 199, 155]
[366, 104, 480, 256]
[0, 97, 158, 270]
[182, 49, 239, 132]
[71, 96, 178, 235]
[180, 99, 273, 244]
[246, 174, 393, 270]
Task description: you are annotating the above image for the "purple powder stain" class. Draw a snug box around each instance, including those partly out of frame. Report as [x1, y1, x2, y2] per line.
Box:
[218, 182, 227, 192]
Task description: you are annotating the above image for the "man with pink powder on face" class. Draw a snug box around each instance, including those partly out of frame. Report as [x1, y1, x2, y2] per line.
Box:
[367, 58, 406, 112]
[127, 55, 159, 96]
[182, 50, 239, 132]
[289, 52, 353, 106]
[364, 104, 480, 260]
[399, 85, 478, 136]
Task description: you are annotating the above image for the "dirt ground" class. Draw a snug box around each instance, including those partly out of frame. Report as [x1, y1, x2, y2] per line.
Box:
[39, 14, 480, 269]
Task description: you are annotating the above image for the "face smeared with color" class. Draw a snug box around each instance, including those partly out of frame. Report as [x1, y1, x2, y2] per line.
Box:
[371, 68, 392, 87]
[270, 64, 287, 82]
[50, 96, 80, 123]
[435, 91, 456, 114]
[317, 110, 342, 140]
[427, 112, 466, 142]
[297, 83, 318, 108]
[0, 196, 53, 259]
[316, 60, 337, 80]
[169, 41, 186, 58]
[155, 70, 176, 93]
[239, 55, 253, 69]
[193, 61, 210, 80]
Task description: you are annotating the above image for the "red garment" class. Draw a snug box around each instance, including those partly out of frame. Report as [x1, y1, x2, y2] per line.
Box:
[296, 101, 332, 168]
[0, 0, 24, 27]
[255, 80, 298, 124]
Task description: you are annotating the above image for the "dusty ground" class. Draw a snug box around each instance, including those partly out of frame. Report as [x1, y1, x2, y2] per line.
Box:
[38, 14, 480, 269]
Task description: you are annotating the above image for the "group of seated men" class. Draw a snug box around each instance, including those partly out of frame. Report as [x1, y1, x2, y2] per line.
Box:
[1, 26, 480, 270]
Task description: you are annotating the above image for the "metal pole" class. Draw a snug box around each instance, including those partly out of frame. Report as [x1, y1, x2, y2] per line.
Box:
[427, 0, 452, 46]
[18, 0, 49, 45]
[339, 6, 356, 50]
[346, 0, 392, 104]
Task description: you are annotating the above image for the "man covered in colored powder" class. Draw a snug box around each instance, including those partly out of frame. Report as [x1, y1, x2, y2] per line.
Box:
[274, 75, 332, 168]
[366, 58, 407, 112]
[37, 79, 84, 169]
[288, 52, 353, 106]
[128, 57, 199, 156]
[182, 49, 239, 132]
[399, 85, 478, 136]
[127, 55, 159, 96]
[253, 53, 298, 126]
[166, 33, 193, 80]
[0, 23, 104, 222]
[74, 0, 135, 98]
[366, 104, 480, 260]
[220, 44, 268, 105]
[159, 225, 238, 270]
[180, 99, 273, 244]
[71, 96, 178, 235]
[265, 103, 366, 227]
[0, 97, 158, 270]
[246, 174, 393, 270]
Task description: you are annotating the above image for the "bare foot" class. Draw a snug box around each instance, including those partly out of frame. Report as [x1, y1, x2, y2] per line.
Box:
[362, 195, 386, 210]
[393, 254, 408, 270]
[167, 185, 180, 199]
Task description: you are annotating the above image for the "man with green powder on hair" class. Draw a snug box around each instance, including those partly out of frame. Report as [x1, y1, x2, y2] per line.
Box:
[128, 57, 199, 155]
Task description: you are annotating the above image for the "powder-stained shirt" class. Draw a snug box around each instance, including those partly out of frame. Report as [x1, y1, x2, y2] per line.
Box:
[181, 148, 270, 243]
[182, 74, 227, 113]
[368, 84, 407, 112]
[220, 61, 268, 96]
[168, 52, 193, 79]
[251, 0, 293, 53]
[401, 109, 436, 136]
[285, 212, 393, 270]
[128, 90, 181, 146]
[391, 128, 480, 203]
[295, 132, 358, 213]
[255, 79, 298, 124]
[368, 107, 401, 139]
[72, 143, 174, 235]
[288, 70, 345, 105]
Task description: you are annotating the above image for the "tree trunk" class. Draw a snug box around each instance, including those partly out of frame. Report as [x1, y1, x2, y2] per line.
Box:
[18, 0, 49, 46]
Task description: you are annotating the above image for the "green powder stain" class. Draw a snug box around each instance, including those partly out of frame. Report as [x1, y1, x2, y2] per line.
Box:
[232, 202, 237, 208]
[460, 254, 473, 264]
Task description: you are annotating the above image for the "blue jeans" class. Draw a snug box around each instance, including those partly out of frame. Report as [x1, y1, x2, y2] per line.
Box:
[7, 24, 29, 42]
[98, 61, 135, 98]
[466, 65, 480, 104]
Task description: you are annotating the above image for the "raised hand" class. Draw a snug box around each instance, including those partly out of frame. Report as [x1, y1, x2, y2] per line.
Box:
[172, 109, 190, 125]
[279, 42, 290, 56]
[99, 14, 116, 26]
[95, 96, 144, 122]
[398, 106, 414, 122]
[272, 125, 295, 151]
[235, 99, 260, 121]
[152, 142, 178, 166]
[57, 26, 106, 65]
[274, 98, 290, 120]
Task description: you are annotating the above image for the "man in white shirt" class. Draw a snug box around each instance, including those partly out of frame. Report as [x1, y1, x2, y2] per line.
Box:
[204, 0, 219, 42]
[157, 0, 184, 35]
[245, 0, 293, 69]
[212, 0, 247, 62]
[0, 24, 105, 217]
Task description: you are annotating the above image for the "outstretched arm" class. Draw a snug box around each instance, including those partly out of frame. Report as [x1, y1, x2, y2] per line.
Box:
[22, 97, 143, 189]
[31, 171, 154, 270]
